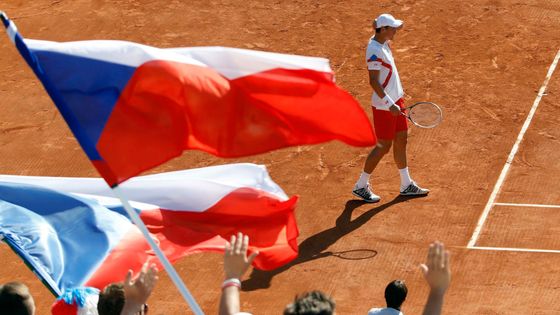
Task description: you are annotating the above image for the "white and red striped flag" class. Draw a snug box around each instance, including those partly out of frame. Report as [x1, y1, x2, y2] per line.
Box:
[2, 13, 376, 186]
[0, 163, 298, 293]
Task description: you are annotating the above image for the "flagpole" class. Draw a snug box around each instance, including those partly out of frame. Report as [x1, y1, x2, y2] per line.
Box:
[112, 186, 204, 315]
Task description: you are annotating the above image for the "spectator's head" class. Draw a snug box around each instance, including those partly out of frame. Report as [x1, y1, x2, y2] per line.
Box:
[0, 281, 35, 315]
[384, 280, 407, 310]
[283, 290, 335, 315]
[97, 283, 125, 315]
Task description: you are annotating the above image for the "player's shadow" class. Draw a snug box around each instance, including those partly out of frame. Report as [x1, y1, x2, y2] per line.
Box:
[242, 195, 414, 291]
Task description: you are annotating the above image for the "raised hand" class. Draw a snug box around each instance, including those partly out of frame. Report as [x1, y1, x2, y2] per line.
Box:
[224, 232, 259, 280]
[220, 233, 259, 315]
[420, 241, 451, 315]
[121, 261, 159, 315]
[420, 241, 451, 293]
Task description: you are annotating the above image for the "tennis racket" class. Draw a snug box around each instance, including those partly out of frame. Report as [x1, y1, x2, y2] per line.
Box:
[401, 102, 443, 128]
[328, 249, 378, 260]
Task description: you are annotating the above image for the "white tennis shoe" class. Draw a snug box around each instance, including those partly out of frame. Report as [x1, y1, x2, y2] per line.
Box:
[400, 181, 429, 196]
[352, 185, 381, 203]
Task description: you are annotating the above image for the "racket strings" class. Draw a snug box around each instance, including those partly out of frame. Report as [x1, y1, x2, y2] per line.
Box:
[407, 103, 442, 128]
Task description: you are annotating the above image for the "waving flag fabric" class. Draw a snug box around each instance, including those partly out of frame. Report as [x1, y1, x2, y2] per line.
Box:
[50, 287, 100, 315]
[0, 164, 298, 295]
[1, 14, 376, 186]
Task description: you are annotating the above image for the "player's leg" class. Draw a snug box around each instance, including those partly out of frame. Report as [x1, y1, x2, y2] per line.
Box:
[392, 113, 429, 196]
[353, 108, 396, 202]
[393, 130, 412, 191]
[393, 130, 408, 170]
[354, 140, 391, 202]
[364, 140, 392, 174]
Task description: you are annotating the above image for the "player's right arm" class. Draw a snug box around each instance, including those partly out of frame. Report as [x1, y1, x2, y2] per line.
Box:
[368, 70, 400, 116]
[368, 70, 386, 99]
[366, 50, 400, 115]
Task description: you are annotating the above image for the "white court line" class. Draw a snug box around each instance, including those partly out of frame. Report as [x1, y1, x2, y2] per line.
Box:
[467, 49, 560, 248]
[470, 246, 560, 254]
[494, 202, 560, 209]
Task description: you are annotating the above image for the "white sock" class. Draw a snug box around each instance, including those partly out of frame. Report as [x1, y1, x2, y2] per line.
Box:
[399, 167, 412, 189]
[355, 171, 371, 189]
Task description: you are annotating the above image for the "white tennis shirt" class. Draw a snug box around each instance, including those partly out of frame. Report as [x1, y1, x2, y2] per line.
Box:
[365, 37, 404, 110]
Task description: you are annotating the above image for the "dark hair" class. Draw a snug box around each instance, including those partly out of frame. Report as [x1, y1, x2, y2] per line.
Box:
[373, 19, 381, 33]
[97, 283, 126, 315]
[384, 280, 408, 309]
[373, 19, 387, 33]
[284, 290, 335, 315]
[0, 282, 35, 315]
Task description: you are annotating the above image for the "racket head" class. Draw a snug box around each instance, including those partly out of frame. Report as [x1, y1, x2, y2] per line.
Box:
[404, 102, 443, 128]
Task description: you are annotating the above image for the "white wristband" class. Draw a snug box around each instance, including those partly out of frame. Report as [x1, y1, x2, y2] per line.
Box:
[222, 278, 241, 290]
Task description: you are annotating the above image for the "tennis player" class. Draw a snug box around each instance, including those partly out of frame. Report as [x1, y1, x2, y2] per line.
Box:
[353, 13, 429, 203]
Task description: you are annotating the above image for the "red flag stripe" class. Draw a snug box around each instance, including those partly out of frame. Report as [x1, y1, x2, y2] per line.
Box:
[97, 61, 375, 184]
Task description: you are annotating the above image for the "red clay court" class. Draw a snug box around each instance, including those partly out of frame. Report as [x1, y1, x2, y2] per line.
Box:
[1, 0, 559, 314]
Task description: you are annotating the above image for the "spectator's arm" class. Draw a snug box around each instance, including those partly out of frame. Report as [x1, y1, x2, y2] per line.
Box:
[420, 242, 451, 315]
[220, 285, 240, 315]
[121, 262, 158, 315]
[219, 232, 258, 315]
